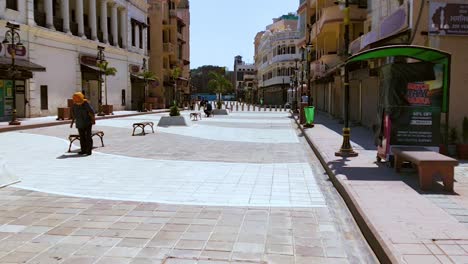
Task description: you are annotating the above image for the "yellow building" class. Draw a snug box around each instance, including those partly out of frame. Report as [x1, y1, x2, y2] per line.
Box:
[148, 0, 190, 108]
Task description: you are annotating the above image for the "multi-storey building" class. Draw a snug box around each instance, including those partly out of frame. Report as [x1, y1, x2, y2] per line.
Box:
[0, 0, 149, 121]
[148, 0, 189, 108]
[233, 55, 256, 102]
[255, 14, 301, 105]
[304, 0, 468, 131]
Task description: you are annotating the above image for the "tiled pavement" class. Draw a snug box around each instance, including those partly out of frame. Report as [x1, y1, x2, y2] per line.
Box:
[0, 110, 377, 263]
[296, 112, 468, 264]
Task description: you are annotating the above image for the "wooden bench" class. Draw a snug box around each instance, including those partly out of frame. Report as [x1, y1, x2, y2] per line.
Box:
[132, 122, 155, 136]
[190, 112, 202, 121]
[68, 130, 104, 152]
[393, 147, 458, 192]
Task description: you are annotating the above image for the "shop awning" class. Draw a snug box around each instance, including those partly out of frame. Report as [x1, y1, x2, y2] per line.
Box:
[81, 63, 101, 73]
[0, 57, 46, 72]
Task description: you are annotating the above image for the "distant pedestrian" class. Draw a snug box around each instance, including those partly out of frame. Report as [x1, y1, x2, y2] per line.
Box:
[301, 93, 309, 104]
[204, 101, 213, 117]
[70, 92, 95, 156]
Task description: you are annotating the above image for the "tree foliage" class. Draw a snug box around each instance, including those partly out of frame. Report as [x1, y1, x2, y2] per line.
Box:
[207, 71, 232, 99]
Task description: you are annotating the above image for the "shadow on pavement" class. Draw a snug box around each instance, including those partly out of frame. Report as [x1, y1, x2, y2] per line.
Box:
[56, 154, 87, 159]
[327, 156, 459, 195]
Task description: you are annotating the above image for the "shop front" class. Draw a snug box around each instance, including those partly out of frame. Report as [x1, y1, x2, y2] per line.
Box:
[79, 55, 101, 111]
[0, 45, 46, 122]
[129, 64, 145, 111]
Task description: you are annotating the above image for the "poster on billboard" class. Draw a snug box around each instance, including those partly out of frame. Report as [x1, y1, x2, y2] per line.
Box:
[390, 64, 444, 146]
[429, 2, 468, 36]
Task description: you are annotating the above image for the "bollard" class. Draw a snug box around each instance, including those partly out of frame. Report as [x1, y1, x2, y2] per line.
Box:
[275, 105, 277, 111]
[253, 105, 256, 111]
[241, 103, 244, 111]
[264, 105, 266, 111]
[247, 104, 250, 111]
[236, 103, 239, 111]
[269, 105, 272, 111]
[231, 105, 233, 111]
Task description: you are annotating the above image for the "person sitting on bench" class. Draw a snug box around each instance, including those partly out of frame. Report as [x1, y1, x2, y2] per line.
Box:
[204, 102, 213, 117]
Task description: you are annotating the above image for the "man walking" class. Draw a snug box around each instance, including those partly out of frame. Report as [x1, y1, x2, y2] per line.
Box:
[70, 92, 95, 155]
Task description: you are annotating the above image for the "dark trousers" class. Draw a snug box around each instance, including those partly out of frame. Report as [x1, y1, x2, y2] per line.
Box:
[204, 110, 212, 117]
[78, 125, 93, 154]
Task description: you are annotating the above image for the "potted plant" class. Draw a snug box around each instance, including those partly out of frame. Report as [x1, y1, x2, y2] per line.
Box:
[169, 104, 180, 117]
[448, 127, 459, 157]
[457, 117, 468, 159]
[157, 104, 191, 126]
[97, 61, 117, 115]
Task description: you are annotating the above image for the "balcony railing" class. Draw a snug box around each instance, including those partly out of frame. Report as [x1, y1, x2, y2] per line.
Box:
[263, 76, 292, 87]
[271, 54, 301, 64]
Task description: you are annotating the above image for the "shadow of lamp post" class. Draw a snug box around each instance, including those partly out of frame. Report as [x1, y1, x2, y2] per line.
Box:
[96, 45, 106, 116]
[139, 58, 158, 112]
[335, 0, 358, 157]
[3, 22, 23, 125]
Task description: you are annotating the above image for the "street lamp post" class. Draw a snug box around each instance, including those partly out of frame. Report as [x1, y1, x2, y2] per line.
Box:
[141, 58, 148, 112]
[306, 24, 313, 106]
[293, 58, 299, 112]
[96, 46, 106, 116]
[335, 0, 358, 157]
[3, 22, 23, 125]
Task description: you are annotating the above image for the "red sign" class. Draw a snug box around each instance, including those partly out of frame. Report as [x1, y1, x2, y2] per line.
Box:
[5, 44, 27, 58]
[406, 83, 431, 105]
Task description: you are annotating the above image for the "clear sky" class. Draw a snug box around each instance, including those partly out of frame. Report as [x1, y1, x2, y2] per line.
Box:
[190, 0, 298, 70]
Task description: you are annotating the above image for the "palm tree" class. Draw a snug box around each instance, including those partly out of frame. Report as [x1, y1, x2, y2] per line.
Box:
[97, 61, 117, 106]
[171, 67, 181, 105]
[138, 70, 158, 111]
[207, 71, 232, 109]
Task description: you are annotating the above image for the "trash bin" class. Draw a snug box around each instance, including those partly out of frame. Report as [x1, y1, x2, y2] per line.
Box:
[304, 106, 315, 125]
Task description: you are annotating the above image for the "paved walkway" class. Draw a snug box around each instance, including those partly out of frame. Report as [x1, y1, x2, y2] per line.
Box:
[0, 110, 377, 263]
[295, 111, 468, 264]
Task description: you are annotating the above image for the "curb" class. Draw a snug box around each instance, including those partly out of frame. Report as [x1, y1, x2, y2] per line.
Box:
[291, 112, 398, 264]
[0, 109, 170, 133]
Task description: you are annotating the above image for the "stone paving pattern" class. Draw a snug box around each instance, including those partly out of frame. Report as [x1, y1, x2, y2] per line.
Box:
[0, 110, 376, 263]
[298, 112, 468, 264]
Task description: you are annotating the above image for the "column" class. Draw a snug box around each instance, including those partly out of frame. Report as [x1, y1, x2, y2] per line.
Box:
[134, 23, 140, 49]
[111, 3, 118, 46]
[61, 0, 71, 33]
[89, 0, 97, 40]
[45, 0, 55, 29]
[100, 0, 109, 44]
[0, 0, 6, 19]
[119, 8, 127, 49]
[142, 26, 147, 54]
[76, 0, 84, 37]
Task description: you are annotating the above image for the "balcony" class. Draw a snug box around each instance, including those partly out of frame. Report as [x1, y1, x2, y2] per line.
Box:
[314, 5, 366, 37]
[311, 54, 343, 79]
[163, 43, 175, 53]
[169, 10, 177, 18]
[271, 54, 301, 64]
[263, 76, 292, 87]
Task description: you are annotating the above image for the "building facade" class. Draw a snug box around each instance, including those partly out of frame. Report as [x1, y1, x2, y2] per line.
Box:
[148, 0, 189, 108]
[233, 55, 256, 102]
[255, 14, 301, 105]
[0, 0, 149, 121]
[301, 0, 468, 133]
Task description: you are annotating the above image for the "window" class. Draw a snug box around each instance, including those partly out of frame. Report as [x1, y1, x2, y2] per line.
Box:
[40, 85, 48, 110]
[6, 0, 18, 11]
[147, 18, 151, 51]
[139, 25, 143, 49]
[131, 23, 135, 46]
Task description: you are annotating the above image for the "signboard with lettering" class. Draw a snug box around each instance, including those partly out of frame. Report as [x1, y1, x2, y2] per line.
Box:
[80, 55, 98, 66]
[429, 3, 468, 36]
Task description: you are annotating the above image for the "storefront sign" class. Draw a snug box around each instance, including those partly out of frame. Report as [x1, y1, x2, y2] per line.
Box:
[129, 64, 141, 74]
[5, 44, 27, 58]
[80, 55, 98, 66]
[430, 3, 468, 36]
